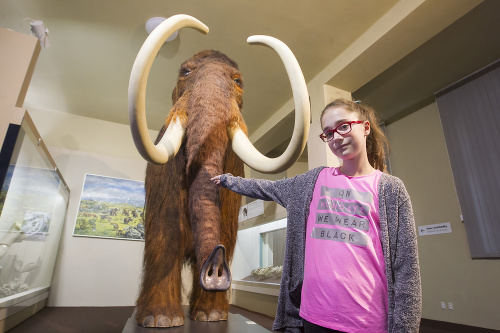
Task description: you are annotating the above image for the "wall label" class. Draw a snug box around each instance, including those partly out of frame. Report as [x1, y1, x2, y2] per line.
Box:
[238, 200, 264, 222]
[418, 222, 452, 236]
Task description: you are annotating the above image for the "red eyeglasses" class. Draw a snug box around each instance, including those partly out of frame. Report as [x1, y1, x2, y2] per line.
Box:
[319, 121, 364, 142]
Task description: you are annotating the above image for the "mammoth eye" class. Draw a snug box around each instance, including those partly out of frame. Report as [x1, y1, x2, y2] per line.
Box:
[180, 68, 191, 76]
[233, 76, 243, 88]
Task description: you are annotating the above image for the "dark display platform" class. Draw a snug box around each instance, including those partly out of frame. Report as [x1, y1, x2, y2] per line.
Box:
[123, 306, 272, 333]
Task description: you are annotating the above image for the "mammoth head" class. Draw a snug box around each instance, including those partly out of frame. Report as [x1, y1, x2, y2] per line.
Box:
[172, 49, 243, 109]
[129, 15, 310, 173]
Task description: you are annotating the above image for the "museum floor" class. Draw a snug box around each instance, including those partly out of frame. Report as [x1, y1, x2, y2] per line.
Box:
[7, 305, 499, 332]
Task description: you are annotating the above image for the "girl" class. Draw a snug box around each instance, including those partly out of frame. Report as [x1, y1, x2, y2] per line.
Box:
[212, 99, 421, 333]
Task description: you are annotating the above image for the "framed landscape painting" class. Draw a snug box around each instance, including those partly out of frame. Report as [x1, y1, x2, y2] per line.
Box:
[73, 174, 145, 241]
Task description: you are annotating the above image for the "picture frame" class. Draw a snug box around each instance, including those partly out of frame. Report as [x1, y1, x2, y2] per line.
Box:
[73, 174, 145, 241]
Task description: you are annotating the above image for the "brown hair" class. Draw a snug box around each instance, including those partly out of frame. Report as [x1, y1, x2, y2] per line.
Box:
[320, 98, 390, 171]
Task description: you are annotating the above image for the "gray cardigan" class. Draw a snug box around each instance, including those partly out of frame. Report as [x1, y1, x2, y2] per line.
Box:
[220, 167, 421, 333]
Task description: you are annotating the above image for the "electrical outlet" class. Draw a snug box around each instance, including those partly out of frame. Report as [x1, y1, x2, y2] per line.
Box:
[448, 302, 454, 310]
[441, 301, 446, 309]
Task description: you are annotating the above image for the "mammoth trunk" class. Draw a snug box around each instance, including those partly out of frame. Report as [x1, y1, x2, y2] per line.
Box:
[188, 167, 230, 291]
[185, 70, 237, 291]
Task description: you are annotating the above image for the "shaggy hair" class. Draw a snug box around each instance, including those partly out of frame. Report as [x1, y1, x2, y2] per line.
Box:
[136, 50, 247, 327]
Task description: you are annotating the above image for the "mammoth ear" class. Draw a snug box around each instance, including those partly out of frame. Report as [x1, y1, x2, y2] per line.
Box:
[171, 85, 180, 104]
[128, 15, 208, 164]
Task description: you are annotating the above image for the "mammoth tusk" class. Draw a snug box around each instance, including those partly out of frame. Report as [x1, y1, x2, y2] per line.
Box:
[229, 35, 310, 173]
[128, 15, 209, 164]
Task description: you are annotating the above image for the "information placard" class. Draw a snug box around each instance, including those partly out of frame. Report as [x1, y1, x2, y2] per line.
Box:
[418, 222, 452, 236]
[238, 200, 264, 222]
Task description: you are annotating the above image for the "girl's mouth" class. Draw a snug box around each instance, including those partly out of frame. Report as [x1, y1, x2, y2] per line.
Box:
[334, 144, 348, 151]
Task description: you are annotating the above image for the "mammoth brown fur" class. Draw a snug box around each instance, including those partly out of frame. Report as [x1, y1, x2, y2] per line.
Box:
[136, 50, 247, 328]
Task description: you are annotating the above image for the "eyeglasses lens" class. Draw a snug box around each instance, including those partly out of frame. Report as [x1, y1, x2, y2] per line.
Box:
[321, 123, 352, 142]
[337, 123, 351, 134]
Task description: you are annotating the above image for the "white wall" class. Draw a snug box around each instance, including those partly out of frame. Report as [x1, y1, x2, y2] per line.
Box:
[27, 107, 148, 161]
[27, 109, 149, 306]
[46, 146, 146, 306]
[385, 102, 500, 330]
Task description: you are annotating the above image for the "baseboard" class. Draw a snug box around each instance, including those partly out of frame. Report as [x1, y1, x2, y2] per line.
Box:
[421, 318, 500, 332]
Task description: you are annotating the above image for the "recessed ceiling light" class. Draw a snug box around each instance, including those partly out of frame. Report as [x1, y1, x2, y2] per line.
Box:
[145, 17, 178, 41]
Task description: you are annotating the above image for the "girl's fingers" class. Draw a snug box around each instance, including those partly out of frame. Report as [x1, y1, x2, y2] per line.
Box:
[211, 175, 221, 186]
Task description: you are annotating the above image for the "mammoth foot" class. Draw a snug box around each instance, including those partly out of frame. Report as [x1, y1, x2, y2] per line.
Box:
[191, 310, 228, 322]
[140, 314, 184, 328]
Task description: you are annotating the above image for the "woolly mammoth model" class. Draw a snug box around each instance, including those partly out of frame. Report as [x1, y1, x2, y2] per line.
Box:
[128, 15, 310, 328]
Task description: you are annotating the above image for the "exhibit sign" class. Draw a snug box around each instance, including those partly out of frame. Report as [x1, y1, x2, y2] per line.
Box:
[73, 174, 145, 241]
[418, 222, 452, 236]
[238, 200, 264, 222]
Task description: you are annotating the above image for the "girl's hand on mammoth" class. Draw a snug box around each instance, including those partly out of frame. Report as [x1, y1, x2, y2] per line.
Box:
[211, 175, 222, 187]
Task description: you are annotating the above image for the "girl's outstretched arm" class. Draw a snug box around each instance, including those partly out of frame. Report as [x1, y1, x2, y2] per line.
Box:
[211, 174, 290, 207]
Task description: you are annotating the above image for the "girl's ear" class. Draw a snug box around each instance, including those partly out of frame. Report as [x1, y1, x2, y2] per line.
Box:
[364, 121, 371, 136]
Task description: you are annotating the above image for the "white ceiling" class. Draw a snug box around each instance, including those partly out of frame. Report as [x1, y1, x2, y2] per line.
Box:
[1, 0, 497, 158]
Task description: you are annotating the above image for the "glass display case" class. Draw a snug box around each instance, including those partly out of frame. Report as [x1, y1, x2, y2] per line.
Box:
[232, 218, 287, 295]
[0, 112, 69, 324]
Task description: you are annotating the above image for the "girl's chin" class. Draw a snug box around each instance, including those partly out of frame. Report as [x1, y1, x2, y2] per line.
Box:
[333, 147, 351, 158]
[333, 151, 355, 161]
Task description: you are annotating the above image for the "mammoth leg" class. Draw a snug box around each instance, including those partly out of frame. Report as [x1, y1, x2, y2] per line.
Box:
[137, 245, 184, 328]
[136, 149, 190, 328]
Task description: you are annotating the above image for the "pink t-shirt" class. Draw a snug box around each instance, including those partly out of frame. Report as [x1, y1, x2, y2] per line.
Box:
[299, 167, 388, 333]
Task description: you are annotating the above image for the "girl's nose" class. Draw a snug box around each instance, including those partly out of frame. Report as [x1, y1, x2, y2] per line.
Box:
[333, 131, 343, 141]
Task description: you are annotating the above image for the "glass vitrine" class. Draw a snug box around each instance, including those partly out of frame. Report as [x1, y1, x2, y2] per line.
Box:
[233, 218, 287, 286]
[0, 113, 69, 309]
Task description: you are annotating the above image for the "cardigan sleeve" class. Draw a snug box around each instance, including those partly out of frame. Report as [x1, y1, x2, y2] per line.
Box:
[219, 174, 291, 207]
[391, 185, 422, 333]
